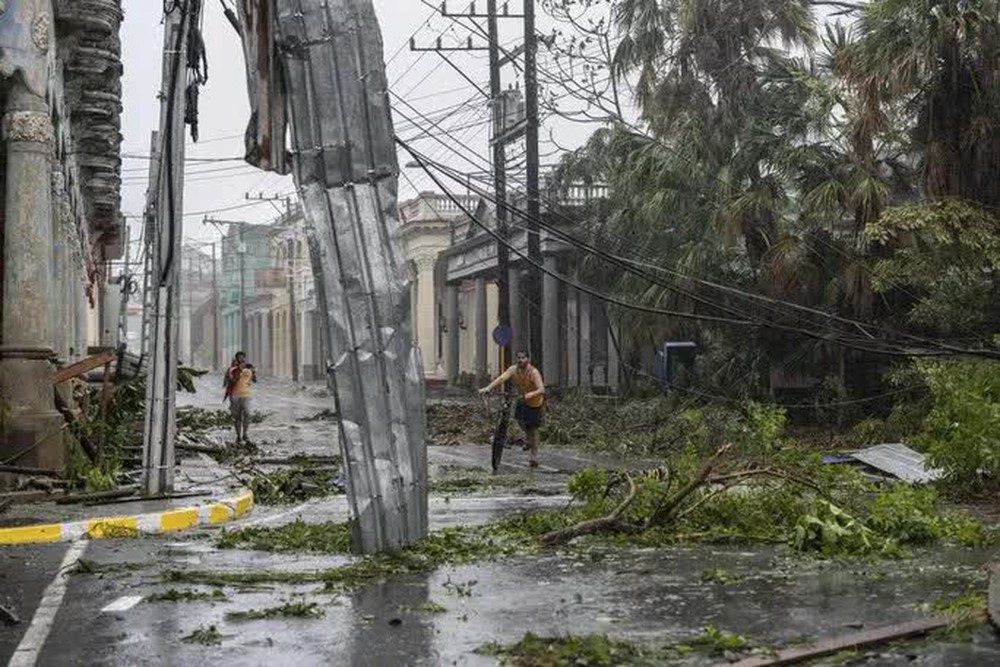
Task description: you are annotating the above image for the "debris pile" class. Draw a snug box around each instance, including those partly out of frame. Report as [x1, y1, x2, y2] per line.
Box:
[237, 460, 345, 506]
[426, 402, 494, 446]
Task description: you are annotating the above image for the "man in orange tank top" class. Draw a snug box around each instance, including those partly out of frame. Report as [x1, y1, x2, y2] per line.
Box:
[480, 351, 546, 467]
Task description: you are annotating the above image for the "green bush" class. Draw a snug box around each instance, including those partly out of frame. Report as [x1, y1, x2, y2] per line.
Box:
[915, 360, 1000, 493]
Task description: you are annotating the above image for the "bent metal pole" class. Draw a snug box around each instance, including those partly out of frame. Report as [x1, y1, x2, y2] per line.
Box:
[234, 0, 428, 553]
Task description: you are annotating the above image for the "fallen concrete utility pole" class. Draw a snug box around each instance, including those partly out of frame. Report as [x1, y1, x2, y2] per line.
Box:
[726, 617, 953, 667]
[234, 0, 428, 553]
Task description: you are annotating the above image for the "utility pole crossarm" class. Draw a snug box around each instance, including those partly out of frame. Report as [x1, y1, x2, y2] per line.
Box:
[410, 37, 489, 52]
[441, 0, 524, 17]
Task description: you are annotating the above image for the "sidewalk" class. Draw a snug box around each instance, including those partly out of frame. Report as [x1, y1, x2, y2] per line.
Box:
[0, 453, 252, 545]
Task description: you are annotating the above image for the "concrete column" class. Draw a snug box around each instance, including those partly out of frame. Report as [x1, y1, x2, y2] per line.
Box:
[262, 312, 272, 376]
[509, 269, 524, 354]
[566, 285, 579, 387]
[444, 284, 459, 384]
[579, 291, 592, 387]
[0, 83, 63, 470]
[474, 277, 488, 379]
[75, 269, 89, 360]
[608, 319, 621, 393]
[542, 256, 561, 386]
[50, 171, 72, 363]
[413, 256, 438, 377]
[302, 309, 314, 379]
[179, 299, 192, 364]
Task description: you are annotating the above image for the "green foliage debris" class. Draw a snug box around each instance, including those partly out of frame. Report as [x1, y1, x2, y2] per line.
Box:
[399, 601, 447, 614]
[225, 601, 324, 621]
[475, 633, 661, 666]
[181, 625, 224, 646]
[217, 520, 352, 554]
[476, 626, 760, 666]
[146, 588, 227, 603]
[246, 465, 344, 505]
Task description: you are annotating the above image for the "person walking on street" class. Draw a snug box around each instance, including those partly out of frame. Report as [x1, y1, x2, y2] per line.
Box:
[480, 351, 546, 467]
[224, 351, 257, 445]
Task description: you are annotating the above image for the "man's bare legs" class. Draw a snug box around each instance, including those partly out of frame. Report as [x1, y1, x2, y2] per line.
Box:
[526, 427, 539, 467]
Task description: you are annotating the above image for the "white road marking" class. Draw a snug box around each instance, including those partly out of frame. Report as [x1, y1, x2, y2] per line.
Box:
[100, 595, 144, 613]
[8, 540, 88, 667]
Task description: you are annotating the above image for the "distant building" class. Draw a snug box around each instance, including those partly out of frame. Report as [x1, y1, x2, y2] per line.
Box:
[198, 181, 619, 393]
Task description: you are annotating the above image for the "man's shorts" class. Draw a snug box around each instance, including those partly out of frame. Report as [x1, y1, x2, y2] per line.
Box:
[230, 396, 252, 421]
[514, 400, 543, 431]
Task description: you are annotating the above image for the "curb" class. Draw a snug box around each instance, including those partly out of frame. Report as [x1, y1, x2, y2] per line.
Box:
[0, 490, 254, 546]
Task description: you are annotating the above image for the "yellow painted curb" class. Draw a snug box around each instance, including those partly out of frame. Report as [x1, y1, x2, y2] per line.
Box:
[0, 490, 254, 546]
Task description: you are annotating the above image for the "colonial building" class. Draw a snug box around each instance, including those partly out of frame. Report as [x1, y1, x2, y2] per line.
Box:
[0, 1, 126, 472]
[400, 188, 620, 392]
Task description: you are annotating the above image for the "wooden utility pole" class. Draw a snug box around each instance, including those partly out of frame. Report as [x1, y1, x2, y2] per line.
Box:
[488, 0, 511, 373]
[427, 0, 525, 368]
[524, 0, 543, 369]
[143, 1, 202, 495]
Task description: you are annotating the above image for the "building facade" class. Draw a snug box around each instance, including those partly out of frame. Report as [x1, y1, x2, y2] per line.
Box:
[0, 1, 126, 472]
[400, 188, 620, 392]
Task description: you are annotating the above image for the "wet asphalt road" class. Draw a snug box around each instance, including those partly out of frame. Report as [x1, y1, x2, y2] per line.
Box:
[4, 535, 1000, 666]
[3, 377, 1000, 665]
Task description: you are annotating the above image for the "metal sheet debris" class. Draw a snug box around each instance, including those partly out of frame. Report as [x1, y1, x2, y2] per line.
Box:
[236, 0, 428, 554]
[849, 443, 942, 484]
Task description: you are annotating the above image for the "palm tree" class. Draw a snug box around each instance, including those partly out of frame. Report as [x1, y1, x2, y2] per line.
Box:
[612, 0, 818, 270]
[844, 0, 1000, 207]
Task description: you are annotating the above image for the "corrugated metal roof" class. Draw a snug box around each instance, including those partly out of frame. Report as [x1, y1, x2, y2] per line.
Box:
[850, 443, 942, 484]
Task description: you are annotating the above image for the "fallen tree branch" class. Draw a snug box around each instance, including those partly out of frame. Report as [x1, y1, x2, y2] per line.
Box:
[645, 444, 733, 529]
[706, 467, 772, 485]
[541, 474, 640, 547]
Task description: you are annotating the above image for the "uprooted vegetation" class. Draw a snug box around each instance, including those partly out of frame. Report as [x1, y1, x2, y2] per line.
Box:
[540, 448, 990, 557]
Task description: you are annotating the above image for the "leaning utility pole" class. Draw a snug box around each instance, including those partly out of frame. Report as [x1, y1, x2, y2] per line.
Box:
[143, 1, 202, 495]
[524, 0, 543, 369]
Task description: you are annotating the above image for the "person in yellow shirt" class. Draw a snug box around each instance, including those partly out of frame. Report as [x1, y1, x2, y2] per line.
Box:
[224, 351, 257, 445]
[480, 351, 545, 468]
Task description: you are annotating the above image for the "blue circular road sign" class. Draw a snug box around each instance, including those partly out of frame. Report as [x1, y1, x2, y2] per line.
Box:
[492, 325, 512, 347]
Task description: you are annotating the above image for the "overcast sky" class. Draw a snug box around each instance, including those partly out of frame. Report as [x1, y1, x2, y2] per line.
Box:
[120, 2, 844, 254]
[120, 1, 595, 252]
